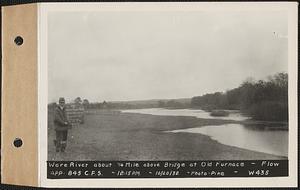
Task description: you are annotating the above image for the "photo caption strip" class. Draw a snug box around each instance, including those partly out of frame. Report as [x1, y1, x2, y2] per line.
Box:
[47, 160, 288, 179]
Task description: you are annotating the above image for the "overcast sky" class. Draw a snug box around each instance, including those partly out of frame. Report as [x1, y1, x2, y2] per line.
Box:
[48, 10, 288, 103]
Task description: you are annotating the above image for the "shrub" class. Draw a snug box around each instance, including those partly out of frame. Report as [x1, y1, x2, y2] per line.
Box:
[210, 110, 230, 117]
[247, 101, 288, 121]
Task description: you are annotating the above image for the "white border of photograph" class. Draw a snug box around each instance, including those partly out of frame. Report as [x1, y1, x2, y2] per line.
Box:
[38, 2, 298, 188]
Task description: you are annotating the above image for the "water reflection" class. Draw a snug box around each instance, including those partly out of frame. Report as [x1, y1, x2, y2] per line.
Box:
[122, 108, 250, 121]
[168, 124, 288, 157]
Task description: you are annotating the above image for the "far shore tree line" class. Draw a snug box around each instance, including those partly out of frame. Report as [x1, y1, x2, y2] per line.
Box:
[191, 72, 288, 121]
[48, 97, 190, 111]
[48, 72, 288, 122]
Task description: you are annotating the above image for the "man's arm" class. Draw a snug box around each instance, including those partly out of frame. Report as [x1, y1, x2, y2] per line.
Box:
[54, 109, 67, 125]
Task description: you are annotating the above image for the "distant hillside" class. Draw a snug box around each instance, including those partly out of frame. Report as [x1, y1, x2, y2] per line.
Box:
[88, 98, 192, 109]
[49, 98, 191, 110]
[112, 98, 191, 105]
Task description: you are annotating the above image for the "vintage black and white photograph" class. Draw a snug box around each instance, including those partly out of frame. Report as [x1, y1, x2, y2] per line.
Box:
[46, 5, 290, 161]
[38, 3, 297, 187]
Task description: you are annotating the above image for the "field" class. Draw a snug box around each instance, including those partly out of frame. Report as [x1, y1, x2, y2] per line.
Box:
[48, 110, 285, 161]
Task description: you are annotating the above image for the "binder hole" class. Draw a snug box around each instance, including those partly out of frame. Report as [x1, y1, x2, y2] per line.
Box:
[13, 138, 23, 148]
[14, 36, 23, 46]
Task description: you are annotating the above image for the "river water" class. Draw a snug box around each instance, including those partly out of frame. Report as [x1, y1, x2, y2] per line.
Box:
[122, 108, 288, 157]
[122, 108, 250, 121]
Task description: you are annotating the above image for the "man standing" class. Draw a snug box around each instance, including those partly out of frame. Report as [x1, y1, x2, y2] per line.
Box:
[54, 97, 71, 152]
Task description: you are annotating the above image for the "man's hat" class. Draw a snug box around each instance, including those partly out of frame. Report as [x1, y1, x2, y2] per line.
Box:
[59, 97, 65, 103]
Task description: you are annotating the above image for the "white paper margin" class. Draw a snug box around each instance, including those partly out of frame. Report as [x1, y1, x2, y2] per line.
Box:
[38, 2, 298, 188]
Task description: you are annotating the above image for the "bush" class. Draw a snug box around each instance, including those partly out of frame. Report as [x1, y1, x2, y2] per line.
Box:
[247, 101, 288, 121]
[210, 110, 230, 117]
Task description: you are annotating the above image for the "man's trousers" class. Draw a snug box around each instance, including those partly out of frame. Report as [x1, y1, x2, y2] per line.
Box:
[55, 130, 68, 152]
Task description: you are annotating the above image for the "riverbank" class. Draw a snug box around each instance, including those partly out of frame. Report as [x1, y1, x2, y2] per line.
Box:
[48, 111, 286, 161]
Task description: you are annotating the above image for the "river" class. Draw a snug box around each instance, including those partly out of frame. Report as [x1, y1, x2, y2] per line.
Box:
[122, 108, 288, 157]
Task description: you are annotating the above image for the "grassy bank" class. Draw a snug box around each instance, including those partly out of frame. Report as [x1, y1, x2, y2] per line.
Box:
[48, 110, 286, 161]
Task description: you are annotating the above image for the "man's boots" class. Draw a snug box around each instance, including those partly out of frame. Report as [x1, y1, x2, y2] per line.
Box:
[61, 141, 67, 152]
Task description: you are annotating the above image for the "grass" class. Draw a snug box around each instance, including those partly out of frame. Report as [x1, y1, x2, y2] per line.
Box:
[48, 110, 286, 161]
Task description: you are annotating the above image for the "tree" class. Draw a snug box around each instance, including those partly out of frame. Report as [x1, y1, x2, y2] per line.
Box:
[82, 99, 89, 109]
[74, 97, 82, 104]
[191, 72, 288, 121]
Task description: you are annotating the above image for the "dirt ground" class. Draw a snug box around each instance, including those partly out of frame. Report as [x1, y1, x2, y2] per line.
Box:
[48, 110, 285, 161]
